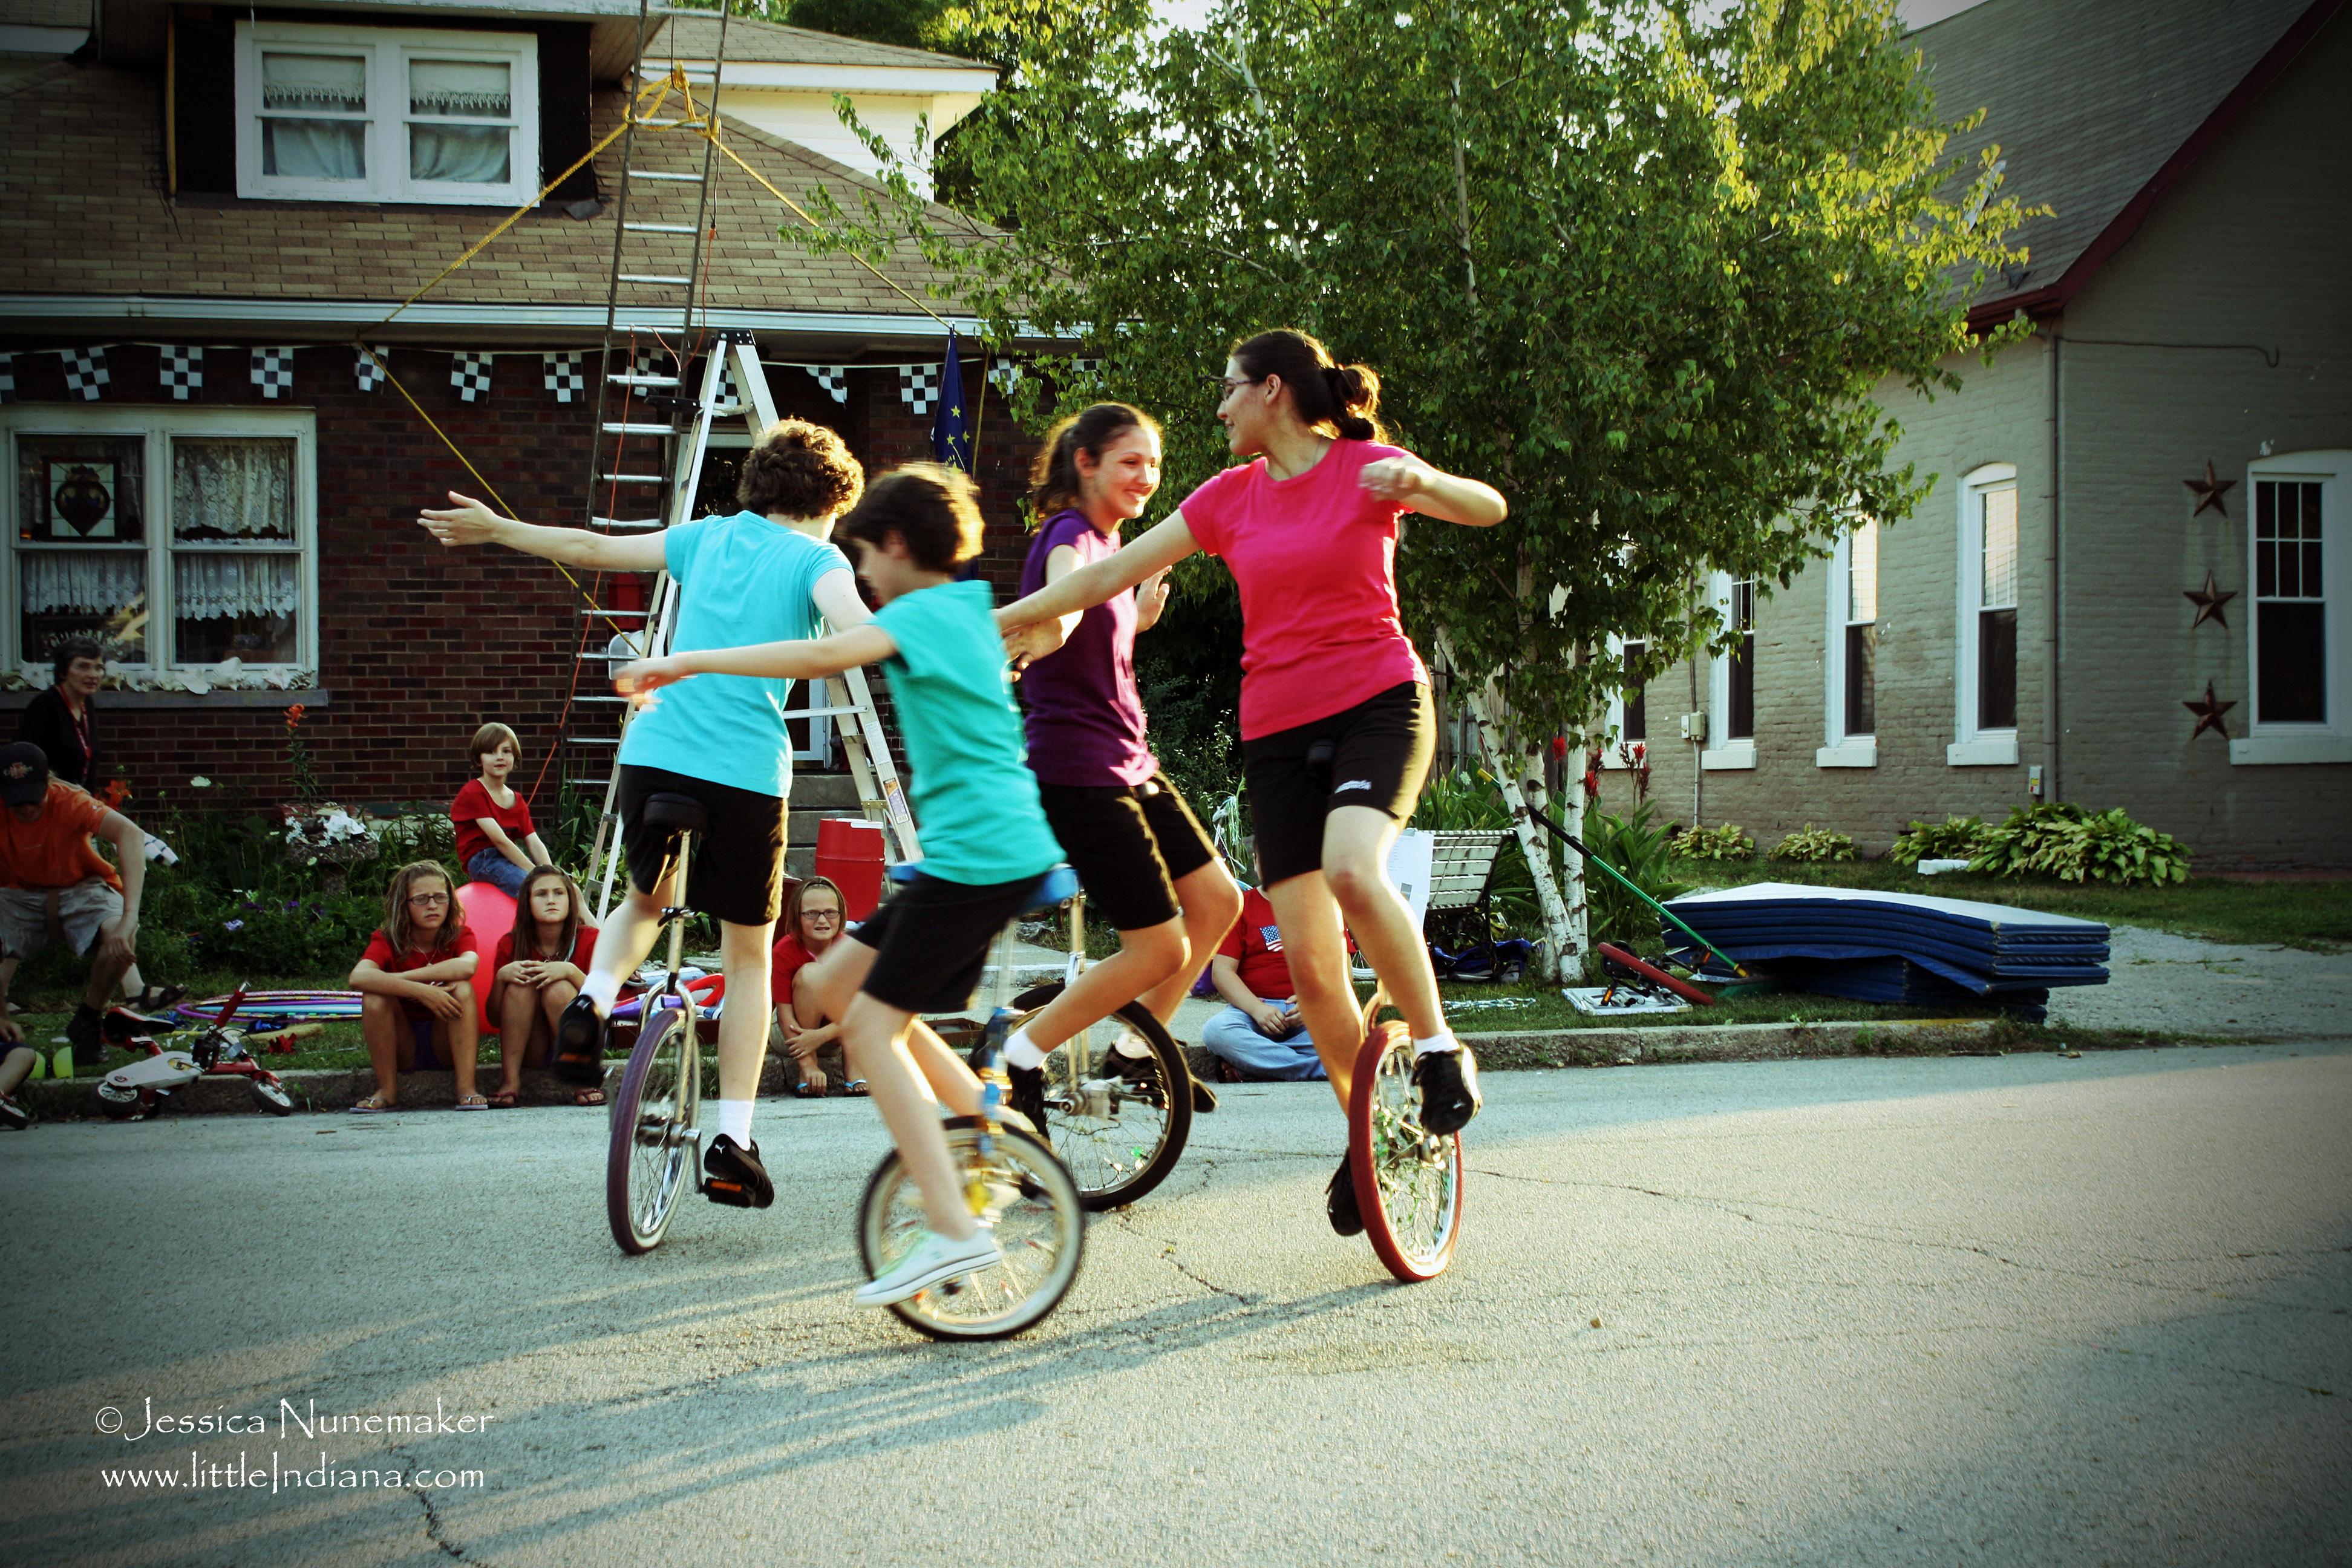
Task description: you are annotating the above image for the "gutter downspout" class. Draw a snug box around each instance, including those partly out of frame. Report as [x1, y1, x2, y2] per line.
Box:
[2043, 327, 2063, 805]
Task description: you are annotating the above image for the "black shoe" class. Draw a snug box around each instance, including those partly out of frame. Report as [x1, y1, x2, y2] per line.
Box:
[1100, 1036, 1156, 1083]
[1008, 1062, 1050, 1131]
[1189, 1074, 1218, 1114]
[66, 1005, 102, 1054]
[0, 1093, 27, 1131]
[554, 996, 606, 1085]
[1413, 1045, 1482, 1136]
[702, 1134, 775, 1209]
[1326, 1153, 1364, 1237]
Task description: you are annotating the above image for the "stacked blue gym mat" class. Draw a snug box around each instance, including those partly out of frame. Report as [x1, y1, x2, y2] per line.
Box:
[1660, 882, 2110, 1018]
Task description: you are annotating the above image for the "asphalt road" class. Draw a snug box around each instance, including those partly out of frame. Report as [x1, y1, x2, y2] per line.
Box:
[3, 1043, 2347, 1567]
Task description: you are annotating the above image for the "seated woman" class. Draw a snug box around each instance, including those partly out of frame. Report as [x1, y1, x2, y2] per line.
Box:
[348, 861, 483, 1112]
[771, 875, 863, 1097]
[487, 865, 601, 1108]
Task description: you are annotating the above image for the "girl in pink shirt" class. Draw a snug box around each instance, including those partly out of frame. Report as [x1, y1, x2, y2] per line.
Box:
[998, 328, 1507, 1236]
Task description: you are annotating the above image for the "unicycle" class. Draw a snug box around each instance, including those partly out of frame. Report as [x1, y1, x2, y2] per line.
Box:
[854, 864, 1089, 1339]
[605, 793, 708, 1256]
[1010, 892, 1192, 1210]
[1348, 990, 1465, 1283]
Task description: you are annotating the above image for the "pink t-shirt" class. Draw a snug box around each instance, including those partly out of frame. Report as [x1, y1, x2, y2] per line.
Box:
[1177, 439, 1428, 740]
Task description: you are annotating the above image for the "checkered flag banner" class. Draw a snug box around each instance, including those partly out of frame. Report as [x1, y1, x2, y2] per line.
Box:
[710, 354, 743, 414]
[158, 345, 203, 400]
[990, 358, 1022, 394]
[0, 353, 15, 405]
[629, 346, 675, 385]
[543, 351, 587, 404]
[60, 345, 108, 402]
[356, 345, 388, 392]
[805, 365, 849, 404]
[250, 346, 296, 399]
[451, 352, 493, 403]
[1071, 358, 1101, 376]
[900, 362, 940, 416]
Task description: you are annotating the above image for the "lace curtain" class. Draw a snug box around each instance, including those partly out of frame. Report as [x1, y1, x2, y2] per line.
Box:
[410, 58, 509, 116]
[173, 554, 301, 620]
[22, 553, 145, 613]
[172, 439, 294, 540]
[261, 51, 367, 111]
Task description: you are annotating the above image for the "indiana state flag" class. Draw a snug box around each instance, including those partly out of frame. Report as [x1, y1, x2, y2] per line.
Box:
[932, 330, 973, 472]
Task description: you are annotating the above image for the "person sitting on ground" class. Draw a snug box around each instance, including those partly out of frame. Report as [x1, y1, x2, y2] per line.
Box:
[486, 865, 599, 1108]
[348, 861, 484, 1112]
[771, 875, 862, 1097]
[451, 723, 550, 898]
[1200, 869, 1352, 1082]
[0, 740, 149, 1065]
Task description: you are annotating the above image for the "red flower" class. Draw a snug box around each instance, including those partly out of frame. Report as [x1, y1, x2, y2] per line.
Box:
[1549, 736, 1569, 759]
[102, 778, 129, 808]
[284, 704, 307, 730]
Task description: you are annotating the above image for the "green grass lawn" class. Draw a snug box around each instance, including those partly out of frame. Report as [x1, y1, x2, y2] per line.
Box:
[1656, 858, 2352, 950]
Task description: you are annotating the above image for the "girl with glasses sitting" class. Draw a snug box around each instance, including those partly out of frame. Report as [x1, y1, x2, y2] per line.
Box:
[348, 861, 483, 1112]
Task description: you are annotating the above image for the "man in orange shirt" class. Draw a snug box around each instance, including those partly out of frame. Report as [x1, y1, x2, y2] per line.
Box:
[0, 741, 148, 1064]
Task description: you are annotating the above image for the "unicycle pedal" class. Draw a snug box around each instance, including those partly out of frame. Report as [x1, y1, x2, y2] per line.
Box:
[701, 1175, 757, 1207]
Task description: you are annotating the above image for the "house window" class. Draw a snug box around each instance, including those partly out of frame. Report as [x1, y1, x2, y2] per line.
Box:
[1818, 520, 1878, 768]
[2235, 451, 2351, 766]
[1601, 636, 1646, 766]
[1950, 463, 2020, 766]
[237, 22, 538, 207]
[5, 408, 316, 678]
[1704, 571, 1757, 769]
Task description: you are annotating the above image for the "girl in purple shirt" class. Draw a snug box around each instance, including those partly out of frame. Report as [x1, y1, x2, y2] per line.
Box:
[998, 405, 1242, 1115]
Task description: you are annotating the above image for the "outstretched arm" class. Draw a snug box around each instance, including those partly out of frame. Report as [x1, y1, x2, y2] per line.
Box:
[997, 514, 1199, 655]
[420, 492, 670, 571]
[1360, 455, 1507, 528]
[615, 624, 898, 701]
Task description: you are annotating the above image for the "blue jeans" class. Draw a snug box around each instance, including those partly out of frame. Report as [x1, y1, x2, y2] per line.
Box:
[465, 849, 529, 897]
[1198, 1004, 1327, 1082]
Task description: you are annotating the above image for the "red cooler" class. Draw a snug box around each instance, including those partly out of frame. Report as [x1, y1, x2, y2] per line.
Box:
[814, 817, 887, 919]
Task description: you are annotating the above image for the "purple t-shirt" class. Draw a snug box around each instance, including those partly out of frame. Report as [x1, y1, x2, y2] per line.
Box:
[1017, 509, 1157, 786]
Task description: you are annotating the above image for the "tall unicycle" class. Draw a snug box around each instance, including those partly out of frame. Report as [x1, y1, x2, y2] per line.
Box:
[607, 999, 702, 1253]
[1013, 980, 1191, 1210]
[1349, 1001, 1463, 1282]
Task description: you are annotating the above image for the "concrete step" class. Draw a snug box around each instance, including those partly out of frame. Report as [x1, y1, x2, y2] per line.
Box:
[789, 771, 863, 809]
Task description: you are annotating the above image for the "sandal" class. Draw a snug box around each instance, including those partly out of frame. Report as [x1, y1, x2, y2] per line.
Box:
[453, 1094, 489, 1112]
[572, 1087, 607, 1107]
[793, 1080, 827, 1099]
[485, 1088, 520, 1109]
[350, 1094, 397, 1114]
[843, 1078, 870, 1098]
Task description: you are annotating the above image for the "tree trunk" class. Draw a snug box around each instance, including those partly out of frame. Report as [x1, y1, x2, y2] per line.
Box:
[1463, 681, 1581, 982]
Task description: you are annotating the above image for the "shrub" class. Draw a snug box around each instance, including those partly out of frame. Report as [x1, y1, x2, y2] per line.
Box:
[1968, 803, 2192, 886]
[1582, 802, 1692, 947]
[1671, 822, 1755, 861]
[1891, 815, 1991, 863]
[1769, 825, 1857, 862]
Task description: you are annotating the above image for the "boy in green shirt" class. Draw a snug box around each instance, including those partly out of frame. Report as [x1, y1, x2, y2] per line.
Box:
[618, 465, 1066, 1308]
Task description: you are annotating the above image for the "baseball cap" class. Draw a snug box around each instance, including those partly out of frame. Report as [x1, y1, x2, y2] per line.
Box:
[0, 742, 50, 806]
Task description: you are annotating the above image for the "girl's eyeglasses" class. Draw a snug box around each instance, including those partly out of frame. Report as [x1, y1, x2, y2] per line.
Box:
[408, 892, 451, 906]
[804, 909, 843, 921]
[1210, 374, 1261, 403]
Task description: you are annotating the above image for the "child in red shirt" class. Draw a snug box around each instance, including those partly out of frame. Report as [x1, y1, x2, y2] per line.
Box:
[487, 866, 599, 1107]
[769, 875, 860, 1097]
[349, 861, 482, 1111]
[451, 722, 549, 898]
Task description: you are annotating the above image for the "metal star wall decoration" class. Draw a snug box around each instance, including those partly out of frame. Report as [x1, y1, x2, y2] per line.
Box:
[2184, 570, 2238, 629]
[2183, 460, 2234, 518]
[2183, 682, 2236, 740]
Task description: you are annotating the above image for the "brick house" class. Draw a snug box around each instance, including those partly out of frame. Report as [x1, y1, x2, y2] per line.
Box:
[0, 0, 1039, 835]
[1612, 0, 2352, 870]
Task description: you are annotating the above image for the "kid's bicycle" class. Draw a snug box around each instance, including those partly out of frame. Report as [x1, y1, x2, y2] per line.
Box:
[94, 987, 301, 1120]
[857, 862, 1088, 1340]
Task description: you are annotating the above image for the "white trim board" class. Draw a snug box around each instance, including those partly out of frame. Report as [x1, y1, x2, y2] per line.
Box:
[0, 296, 1002, 340]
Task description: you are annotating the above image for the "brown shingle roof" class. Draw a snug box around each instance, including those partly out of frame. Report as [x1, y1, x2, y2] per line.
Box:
[0, 60, 1000, 336]
[652, 12, 989, 72]
[0, 0, 92, 28]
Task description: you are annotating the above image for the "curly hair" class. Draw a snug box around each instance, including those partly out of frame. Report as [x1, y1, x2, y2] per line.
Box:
[736, 418, 865, 520]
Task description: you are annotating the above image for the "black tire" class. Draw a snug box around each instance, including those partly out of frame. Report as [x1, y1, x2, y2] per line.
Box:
[1009, 983, 1191, 1210]
[249, 1077, 295, 1116]
[606, 1004, 700, 1255]
[857, 1120, 1085, 1341]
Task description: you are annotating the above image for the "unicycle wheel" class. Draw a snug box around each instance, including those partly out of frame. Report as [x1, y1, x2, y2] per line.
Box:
[1011, 984, 1192, 1210]
[1349, 1021, 1463, 1282]
[606, 1005, 700, 1255]
[857, 1120, 1085, 1340]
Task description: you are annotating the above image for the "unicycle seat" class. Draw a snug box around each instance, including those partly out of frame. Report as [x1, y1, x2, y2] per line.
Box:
[884, 860, 1079, 915]
[641, 792, 709, 833]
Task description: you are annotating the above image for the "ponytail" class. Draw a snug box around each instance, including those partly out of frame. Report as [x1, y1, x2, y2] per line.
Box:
[1027, 402, 1161, 520]
[1233, 328, 1385, 442]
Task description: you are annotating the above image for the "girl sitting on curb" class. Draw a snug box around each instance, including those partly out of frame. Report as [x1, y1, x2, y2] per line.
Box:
[349, 861, 483, 1112]
[487, 866, 600, 1108]
[772, 875, 862, 1097]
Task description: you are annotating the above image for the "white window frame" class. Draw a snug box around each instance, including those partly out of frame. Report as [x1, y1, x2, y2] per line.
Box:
[1818, 521, 1878, 768]
[1598, 632, 1650, 767]
[1702, 569, 1757, 770]
[2, 405, 320, 681]
[1950, 463, 2020, 766]
[235, 21, 540, 208]
[2233, 450, 2352, 765]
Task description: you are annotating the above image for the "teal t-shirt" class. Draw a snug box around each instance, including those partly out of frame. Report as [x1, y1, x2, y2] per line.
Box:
[871, 578, 1064, 886]
[619, 512, 852, 798]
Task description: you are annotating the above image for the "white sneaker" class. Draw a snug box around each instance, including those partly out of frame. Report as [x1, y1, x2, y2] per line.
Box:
[854, 1225, 1003, 1307]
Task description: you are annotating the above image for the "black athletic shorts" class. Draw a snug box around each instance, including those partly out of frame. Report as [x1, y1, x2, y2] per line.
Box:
[616, 763, 787, 928]
[1036, 772, 1218, 932]
[1241, 681, 1436, 886]
[850, 869, 1050, 1015]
